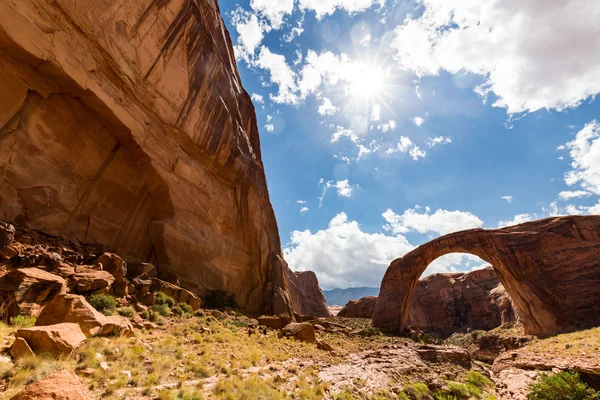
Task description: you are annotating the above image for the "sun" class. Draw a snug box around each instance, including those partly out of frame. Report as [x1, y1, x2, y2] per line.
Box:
[348, 66, 386, 99]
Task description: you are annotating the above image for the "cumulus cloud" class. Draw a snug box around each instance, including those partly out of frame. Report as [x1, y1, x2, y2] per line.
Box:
[498, 214, 534, 228]
[297, 200, 306, 204]
[384, 136, 426, 160]
[231, 9, 270, 61]
[264, 124, 275, 132]
[330, 126, 359, 143]
[391, 0, 600, 114]
[382, 205, 483, 236]
[298, 0, 386, 20]
[255, 47, 299, 104]
[500, 195, 513, 203]
[558, 190, 592, 200]
[318, 97, 339, 116]
[562, 121, 600, 195]
[250, 0, 294, 29]
[371, 104, 382, 121]
[319, 179, 357, 207]
[378, 120, 397, 132]
[413, 117, 425, 127]
[427, 136, 452, 148]
[251, 93, 264, 104]
[300, 206, 309, 214]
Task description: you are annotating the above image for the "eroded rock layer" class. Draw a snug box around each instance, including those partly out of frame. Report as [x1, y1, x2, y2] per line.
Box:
[373, 216, 600, 336]
[0, 0, 309, 317]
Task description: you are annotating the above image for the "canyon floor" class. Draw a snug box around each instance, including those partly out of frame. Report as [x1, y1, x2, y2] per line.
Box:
[1, 311, 599, 399]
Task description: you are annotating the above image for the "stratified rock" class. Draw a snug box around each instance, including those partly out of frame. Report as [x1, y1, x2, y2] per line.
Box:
[9, 337, 34, 360]
[10, 369, 87, 400]
[0, 268, 66, 317]
[280, 322, 316, 343]
[338, 296, 378, 318]
[71, 270, 115, 294]
[150, 279, 201, 311]
[36, 294, 132, 337]
[16, 323, 86, 356]
[0, 0, 327, 319]
[286, 270, 331, 318]
[414, 345, 471, 368]
[373, 216, 600, 336]
[126, 262, 154, 279]
[0, 221, 15, 250]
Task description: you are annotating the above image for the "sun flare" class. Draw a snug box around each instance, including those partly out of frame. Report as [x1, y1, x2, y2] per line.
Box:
[348, 67, 386, 98]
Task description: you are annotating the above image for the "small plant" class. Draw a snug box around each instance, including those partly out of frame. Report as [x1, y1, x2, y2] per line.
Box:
[204, 290, 236, 309]
[139, 310, 149, 320]
[88, 294, 117, 315]
[179, 302, 193, 314]
[151, 303, 171, 317]
[466, 371, 493, 389]
[155, 292, 175, 308]
[404, 383, 431, 400]
[527, 371, 600, 400]
[9, 315, 36, 328]
[193, 309, 204, 318]
[116, 307, 135, 318]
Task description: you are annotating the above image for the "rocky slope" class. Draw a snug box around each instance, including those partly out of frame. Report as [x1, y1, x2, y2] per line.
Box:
[373, 216, 600, 336]
[0, 0, 325, 318]
[338, 267, 516, 335]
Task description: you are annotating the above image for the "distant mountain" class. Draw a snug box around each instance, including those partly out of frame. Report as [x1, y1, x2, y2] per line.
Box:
[322, 287, 380, 306]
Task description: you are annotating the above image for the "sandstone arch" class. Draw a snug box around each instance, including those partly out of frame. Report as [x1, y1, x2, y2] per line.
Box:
[372, 216, 600, 337]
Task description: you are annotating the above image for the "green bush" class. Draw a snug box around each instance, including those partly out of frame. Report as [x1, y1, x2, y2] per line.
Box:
[9, 315, 36, 328]
[204, 290, 236, 309]
[179, 302, 193, 314]
[88, 294, 117, 314]
[404, 383, 431, 400]
[527, 371, 600, 400]
[151, 303, 171, 317]
[155, 292, 175, 308]
[193, 309, 204, 318]
[466, 371, 493, 389]
[116, 306, 135, 318]
[139, 310, 149, 320]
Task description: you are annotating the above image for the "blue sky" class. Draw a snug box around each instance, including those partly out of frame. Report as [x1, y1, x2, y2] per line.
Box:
[219, 0, 600, 289]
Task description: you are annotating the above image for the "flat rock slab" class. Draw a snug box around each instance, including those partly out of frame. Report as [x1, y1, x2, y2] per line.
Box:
[10, 370, 87, 399]
[16, 323, 86, 356]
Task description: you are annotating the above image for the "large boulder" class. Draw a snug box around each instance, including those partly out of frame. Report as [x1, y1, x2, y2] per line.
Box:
[285, 270, 331, 318]
[150, 279, 201, 311]
[0, 221, 15, 250]
[280, 322, 316, 343]
[338, 296, 378, 318]
[0, 268, 66, 317]
[15, 323, 86, 356]
[258, 316, 290, 330]
[10, 370, 87, 400]
[373, 216, 600, 336]
[9, 337, 34, 360]
[71, 270, 115, 294]
[126, 262, 154, 279]
[36, 294, 132, 337]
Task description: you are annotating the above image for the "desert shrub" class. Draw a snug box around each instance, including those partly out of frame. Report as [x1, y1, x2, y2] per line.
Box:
[139, 310, 149, 320]
[116, 307, 135, 318]
[88, 294, 117, 314]
[527, 371, 600, 400]
[466, 371, 493, 389]
[448, 382, 481, 399]
[9, 315, 36, 328]
[150, 303, 171, 317]
[404, 383, 431, 400]
[204, 290, 236, 309]
[155, 292, 175, 308]
[193, 309, 204, 318]
[179, 302, 193, 314]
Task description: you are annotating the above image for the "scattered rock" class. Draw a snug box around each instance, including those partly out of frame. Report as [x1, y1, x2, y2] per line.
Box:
[280, 323, 316, 343]
[71, 270, 115, 294]
[9, 337, 35, 360]
[150, 279, 201, 310]
[0, 268, 66, 317]
[16, 323, 86, 356]
[0, 221, 15, 250]
[316, 338, 334, 351]
[9, 369, 87, 400]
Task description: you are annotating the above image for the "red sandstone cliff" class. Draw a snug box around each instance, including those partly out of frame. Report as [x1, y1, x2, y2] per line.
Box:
[0, 0, 322, 317]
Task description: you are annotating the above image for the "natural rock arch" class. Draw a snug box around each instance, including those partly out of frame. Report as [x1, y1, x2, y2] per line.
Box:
[372, 216, 600, 337]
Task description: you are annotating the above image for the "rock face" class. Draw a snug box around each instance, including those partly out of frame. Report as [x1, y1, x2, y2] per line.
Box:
[338, 296, 378, 318]
[373, 216, 600, 336]
[286, 270, 331, 318]
[10, 370, 87, 400]
[0, 268, 66, 317]
[0, 0, 325, 317]
[339, 268, 516, 336]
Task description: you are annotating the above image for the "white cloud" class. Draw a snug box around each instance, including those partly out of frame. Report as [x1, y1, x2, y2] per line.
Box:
[427, 136, 452, 148]
[266, 115, 273, 122]
[391, 0, 600, 114]
[251, 93, 264, 104]
[319, 179, 357, 207]
[297, 200, 306, 204]
[378, 120, 397, 132]
[413, 116, 425, 127]
[231, 9, 270, 61]
[250, 0, 294, 29]
[357, 140, 380, 159]
[284, 212, 414, 288]
[385, 136, 426, 160]
[300, 206, 309, 214]
[255, 47, 299, 104]
[265, 124, 275, 132]
[318, 97, 339, 116]
[500, 195, 513, 203]
[497, 214, 534, 228]
[330, 126, 359, 143]
[360, 33, 372, 47]
[558, 190, 591, 200]
[383, 206, 483, 236]
[563, 121, 600, 195]
[371, 104, 381, 121]
[298, 0, 386, 20]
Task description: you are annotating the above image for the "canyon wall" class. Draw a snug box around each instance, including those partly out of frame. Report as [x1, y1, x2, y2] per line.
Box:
[0, 0, 315, 317]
